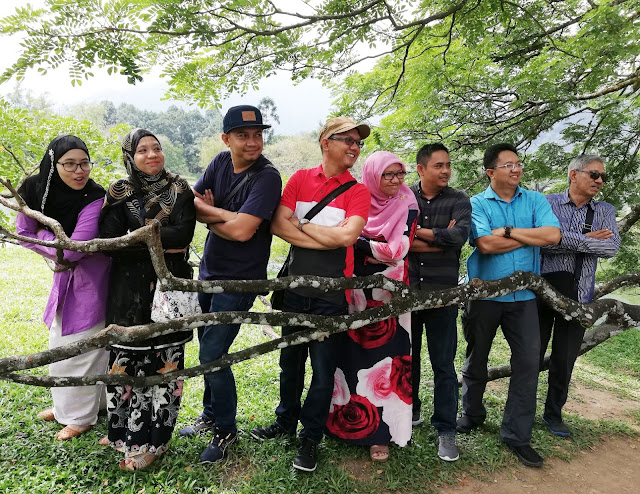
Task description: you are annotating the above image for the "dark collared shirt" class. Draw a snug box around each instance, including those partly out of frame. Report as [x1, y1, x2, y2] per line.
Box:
[408, 184, 471, 289]
[540, 190, 620, 302]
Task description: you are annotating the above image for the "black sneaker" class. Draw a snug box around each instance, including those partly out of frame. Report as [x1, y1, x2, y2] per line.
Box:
[411, 410, 424, 427]
[250, 421, 295, 441]
[293, 439, 317, 472]
[199, 429, 237, 464]
[456, 415, 481, 434]
[543, 416, 571, 437]
[506, 443, 544, 468]
[178, 415, 215, 437]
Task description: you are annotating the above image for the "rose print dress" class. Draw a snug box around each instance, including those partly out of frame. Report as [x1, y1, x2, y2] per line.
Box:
[326, 210, 417, 446]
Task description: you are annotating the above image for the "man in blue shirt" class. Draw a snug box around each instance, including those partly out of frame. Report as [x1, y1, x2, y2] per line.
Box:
[458, 143, 560, 468]
[539, 154, 620, 437]
[179, 105, 282, 464]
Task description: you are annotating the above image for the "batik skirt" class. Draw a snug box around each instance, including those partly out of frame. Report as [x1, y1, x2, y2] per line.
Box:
[106, 344, 185, 458]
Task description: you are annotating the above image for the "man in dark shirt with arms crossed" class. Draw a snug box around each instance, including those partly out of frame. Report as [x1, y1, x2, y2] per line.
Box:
[180, 105, 282, 465]
[409, 143, 471, 462]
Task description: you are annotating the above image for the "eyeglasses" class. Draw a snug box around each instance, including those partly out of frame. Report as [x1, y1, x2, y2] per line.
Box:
[494, 162, 524, 170]
[57, 160, 94, 172]
[381, 171, 407, 181]
[577, 169, 607, 182]
[327, 136, 365, 148]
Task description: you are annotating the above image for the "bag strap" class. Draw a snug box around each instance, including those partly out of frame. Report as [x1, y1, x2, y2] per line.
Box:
[304, 180, 357, 221]
[573, 204, 595, 281]
[281, 180, 358, 267]
[218, 162, 276, 210]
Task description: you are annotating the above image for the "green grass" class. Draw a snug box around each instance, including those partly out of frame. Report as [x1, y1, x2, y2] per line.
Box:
[0, 246, 638, 493]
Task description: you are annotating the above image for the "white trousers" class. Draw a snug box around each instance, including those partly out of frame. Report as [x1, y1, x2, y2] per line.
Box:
[49, 316, 109, 426]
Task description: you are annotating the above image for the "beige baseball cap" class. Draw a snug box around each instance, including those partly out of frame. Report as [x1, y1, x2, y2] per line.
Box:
[318, 117, 371, 142]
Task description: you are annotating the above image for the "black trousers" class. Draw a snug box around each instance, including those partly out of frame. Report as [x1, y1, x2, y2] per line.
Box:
[461, 299, 540, 446]
[537, 298, 586, 422]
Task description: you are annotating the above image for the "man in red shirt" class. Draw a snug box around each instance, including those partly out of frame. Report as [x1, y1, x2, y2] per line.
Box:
[250, 117, 371, 472]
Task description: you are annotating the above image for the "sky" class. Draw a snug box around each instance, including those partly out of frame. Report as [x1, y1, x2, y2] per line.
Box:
[0, 1, 334, 135]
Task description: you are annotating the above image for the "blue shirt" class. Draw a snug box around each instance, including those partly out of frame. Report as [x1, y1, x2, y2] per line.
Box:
[194, 151, 282, 281]
[467, 185, 560, 302]
[540, 190, 620, 302]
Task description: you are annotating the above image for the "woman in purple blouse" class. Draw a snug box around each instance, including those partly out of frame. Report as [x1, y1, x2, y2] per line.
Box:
[16, 135, 111, 441]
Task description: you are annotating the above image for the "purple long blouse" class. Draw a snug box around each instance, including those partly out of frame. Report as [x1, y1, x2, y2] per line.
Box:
[15, 198, 111, 336]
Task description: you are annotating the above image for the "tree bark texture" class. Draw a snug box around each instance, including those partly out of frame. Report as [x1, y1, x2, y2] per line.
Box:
[0, 181, 638, 388]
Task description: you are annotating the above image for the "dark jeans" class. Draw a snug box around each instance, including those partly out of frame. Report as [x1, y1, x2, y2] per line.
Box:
[275, 290, 347, 443]
[461, 299, 540, 446]
[538, 297, 586, 423]
[198, 291, 257, 434]
[411, 305, 459, 433]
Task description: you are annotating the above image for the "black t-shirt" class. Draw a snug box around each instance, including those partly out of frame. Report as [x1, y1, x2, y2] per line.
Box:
[194, 151, 282, 281]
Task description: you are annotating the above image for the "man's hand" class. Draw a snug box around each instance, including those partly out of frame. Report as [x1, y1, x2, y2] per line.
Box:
[586, 229, 614, 239]
[203, 189, 215, 207]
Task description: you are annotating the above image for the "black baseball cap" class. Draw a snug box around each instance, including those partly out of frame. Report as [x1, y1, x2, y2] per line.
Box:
[223, 105, 272, 134]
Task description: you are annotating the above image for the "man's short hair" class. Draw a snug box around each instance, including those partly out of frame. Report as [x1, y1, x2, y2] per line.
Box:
[416, 143, 449, 166]
[483, 143, 518, 170]
[567, 154, 603, 183]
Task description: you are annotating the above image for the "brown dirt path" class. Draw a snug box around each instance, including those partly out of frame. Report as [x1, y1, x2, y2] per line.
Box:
[439, 436, 640, 494]
[439, 380, 640, 494]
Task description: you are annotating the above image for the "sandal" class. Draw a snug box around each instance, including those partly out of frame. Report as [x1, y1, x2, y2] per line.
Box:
[55, 424, 92, 441]
[119, 453, 157, 471]
[370, 444, 389, 462]
[37, 409, 55, 422]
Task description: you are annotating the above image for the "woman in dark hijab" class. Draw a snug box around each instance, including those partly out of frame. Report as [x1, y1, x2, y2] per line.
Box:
[15, 135, 111, 440]
[99, 128, 196, 471]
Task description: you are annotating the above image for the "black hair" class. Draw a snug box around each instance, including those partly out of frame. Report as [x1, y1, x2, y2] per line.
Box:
[416, 143, 449, 166]
[483, 142, 518, 169]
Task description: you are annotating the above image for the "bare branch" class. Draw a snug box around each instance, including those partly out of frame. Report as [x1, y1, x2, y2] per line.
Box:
[617, 203, 640, 234]
[2, 270, 639, 387]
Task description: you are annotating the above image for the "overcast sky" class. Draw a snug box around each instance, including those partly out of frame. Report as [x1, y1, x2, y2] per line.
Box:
[0, 1, 334, 135]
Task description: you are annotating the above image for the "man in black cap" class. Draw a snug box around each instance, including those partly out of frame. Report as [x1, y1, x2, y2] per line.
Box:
[179, 105, 282, 464]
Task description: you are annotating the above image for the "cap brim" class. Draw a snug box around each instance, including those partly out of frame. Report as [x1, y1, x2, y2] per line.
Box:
[328, 122, 371, 139]
[224, 124, 272, 134]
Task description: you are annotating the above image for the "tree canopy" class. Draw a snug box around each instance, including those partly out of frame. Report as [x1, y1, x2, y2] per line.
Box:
[1, 0, 640, 276]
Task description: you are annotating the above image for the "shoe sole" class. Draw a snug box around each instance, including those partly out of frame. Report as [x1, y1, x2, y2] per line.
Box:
[292, 461, 317, 472]
[513, 454, 543, 468]
[249, 430, 295, 441]
[506, 446, 543, 468]
[542, 418, 570, 437]
[438, 453, 460, 462]
[455, 425, 478, 434]
[199, 434, 238, 464]
[179, 427, 214, 438]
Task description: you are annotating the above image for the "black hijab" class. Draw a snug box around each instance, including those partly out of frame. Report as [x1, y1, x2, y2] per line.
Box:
[17, 135, 105, 236]
[105, 128, 185, 226]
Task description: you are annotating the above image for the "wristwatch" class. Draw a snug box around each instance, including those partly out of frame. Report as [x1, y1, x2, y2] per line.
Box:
[504, 225, 513, 238]
[298, 218, 310, 231]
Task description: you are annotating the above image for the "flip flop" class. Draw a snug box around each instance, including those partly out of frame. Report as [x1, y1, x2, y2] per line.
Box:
[119, 453, 157, 471]
[55, 424, 92, 441]
[370, 444, 389, 462]
[37, 409, 55, 421]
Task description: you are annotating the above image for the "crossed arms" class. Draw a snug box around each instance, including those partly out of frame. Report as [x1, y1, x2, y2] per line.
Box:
[194, 189, 264, 242]
[271, 204, 366, 250]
